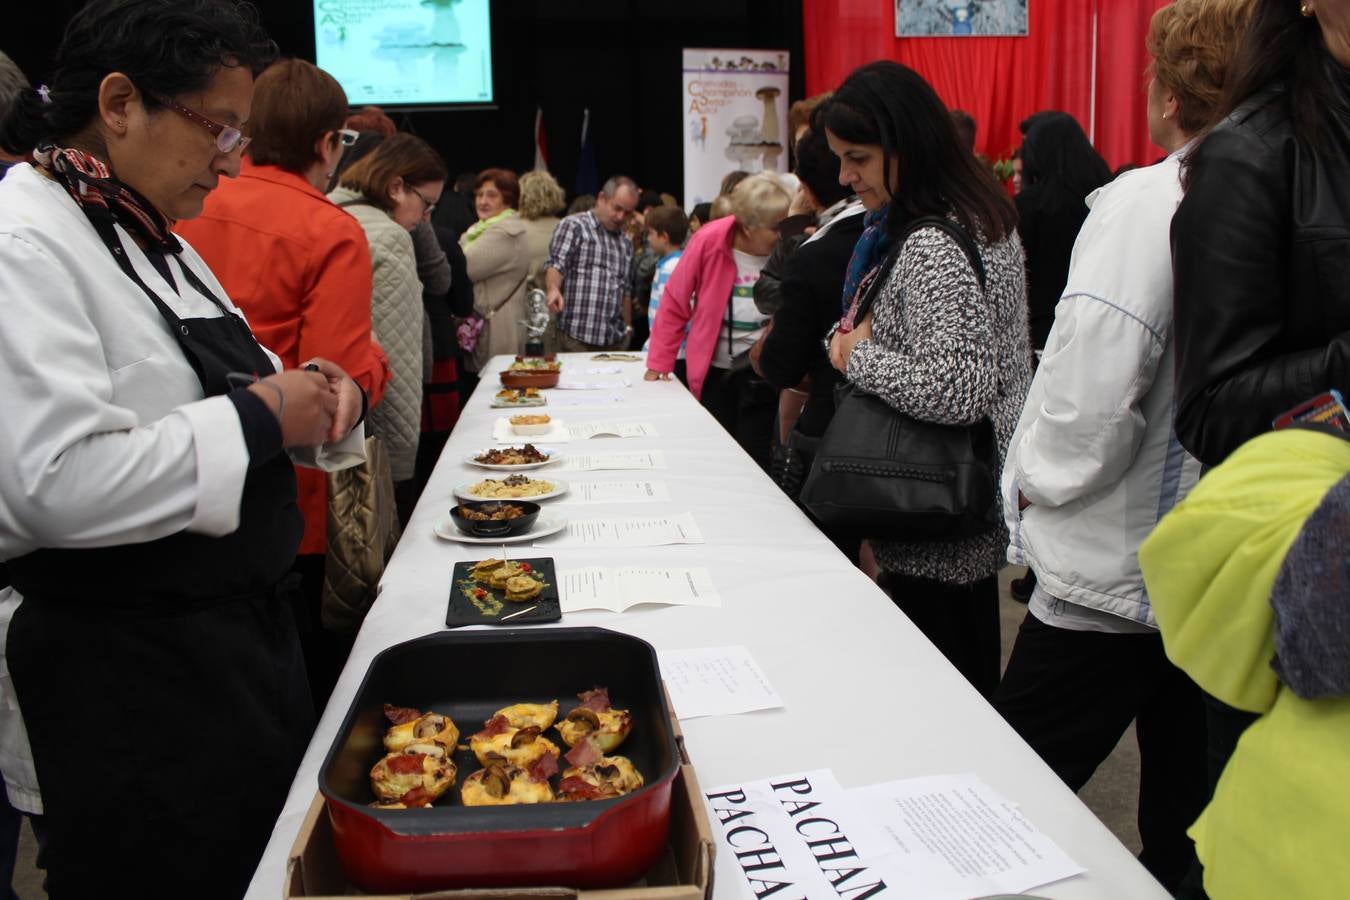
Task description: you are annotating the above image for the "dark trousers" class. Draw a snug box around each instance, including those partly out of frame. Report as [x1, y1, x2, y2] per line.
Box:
[877, 571, 1001, 698]
[993, 611, 1208, 893]
[290, 553, 356, 715]
[701, 365, 777, 473]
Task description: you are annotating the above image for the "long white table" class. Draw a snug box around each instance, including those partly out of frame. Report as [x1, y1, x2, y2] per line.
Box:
[246, 352, 1167, 899]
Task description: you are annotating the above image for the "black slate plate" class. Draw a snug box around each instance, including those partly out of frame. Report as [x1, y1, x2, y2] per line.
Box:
[445, 557, 561, 628]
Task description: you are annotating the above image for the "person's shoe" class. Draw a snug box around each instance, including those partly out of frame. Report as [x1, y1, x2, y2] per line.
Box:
[1009, 569, 1036, 604]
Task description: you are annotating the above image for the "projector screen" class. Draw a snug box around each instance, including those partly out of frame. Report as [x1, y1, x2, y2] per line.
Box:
[314, 0, 493, 108]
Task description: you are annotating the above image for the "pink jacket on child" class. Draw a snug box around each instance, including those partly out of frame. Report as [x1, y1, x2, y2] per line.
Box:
[646, 215, 740, 399]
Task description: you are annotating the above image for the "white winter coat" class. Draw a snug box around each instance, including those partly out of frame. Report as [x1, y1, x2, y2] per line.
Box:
[1002, 151, 1202, 627]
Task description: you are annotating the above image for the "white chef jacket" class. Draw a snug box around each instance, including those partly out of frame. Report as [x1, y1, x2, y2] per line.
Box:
[0, 163, 363, 812]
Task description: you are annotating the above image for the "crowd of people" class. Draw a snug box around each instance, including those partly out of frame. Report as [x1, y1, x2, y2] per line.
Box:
[0, 0, 1346, 897]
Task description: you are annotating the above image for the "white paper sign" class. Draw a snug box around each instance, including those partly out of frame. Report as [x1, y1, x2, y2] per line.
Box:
[704, 770, 885, 900]
[566, 421, 659, 440]
[536, 512, 704, 548]
[557, 451, 668, 471]
[657, 645, 783, 719]
[546, 392, 627, 408]
[560, 566, 721, 612]
[563, 480, 671, 504]
[845, 775, 1084, 899]
[555, 378, 632, 390]
[682, 48, 791, 206]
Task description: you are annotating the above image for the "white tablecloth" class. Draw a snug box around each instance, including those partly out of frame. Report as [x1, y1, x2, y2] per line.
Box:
[245, 353, 1167, 900]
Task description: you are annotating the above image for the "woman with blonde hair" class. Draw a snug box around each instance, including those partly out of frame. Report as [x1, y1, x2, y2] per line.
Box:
[996, 0, 1254, 890]
[461, 167, 530, 369]
[646, 173, 791, 468]
[518, 169, 566, 290]
[329, 133, 446, 518]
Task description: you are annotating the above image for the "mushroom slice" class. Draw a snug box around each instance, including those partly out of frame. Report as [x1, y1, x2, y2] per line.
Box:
[461, 765, 556, 806]
[510, 725, 542, 748]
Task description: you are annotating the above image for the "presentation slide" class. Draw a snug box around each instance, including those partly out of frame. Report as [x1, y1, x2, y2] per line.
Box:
[314, 0, 493, 107]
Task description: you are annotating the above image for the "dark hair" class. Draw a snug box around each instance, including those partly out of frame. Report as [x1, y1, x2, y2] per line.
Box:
[950, 109, 977, 149]
[719, 170, 751, 196]
[246, 59, 347, 173]
[793, 127, 850, 208]
[690, 201, 712, 223]
[816, 61, 1016, 241]
[338, 132, 447, 213]
[567, 193, 596, 215]
[637, 189, 664, 213]
[645, 205, 689, 246]
[1, 0, 276, 156]
[1018, 111, 1111, 205]
[474, 167, 520, 209]
[332, 130, 384, 182]
[344, 105, 396, 137]
[1208, 0, 1333, 142]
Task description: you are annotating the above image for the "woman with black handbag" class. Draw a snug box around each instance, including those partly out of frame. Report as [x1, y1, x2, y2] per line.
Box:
[819, 61, 1032, 698]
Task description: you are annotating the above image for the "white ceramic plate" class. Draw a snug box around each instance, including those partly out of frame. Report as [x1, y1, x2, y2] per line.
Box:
[464, 447, 562, 471]
[453, 478, 569, 503]
[433, 515, 566, 544]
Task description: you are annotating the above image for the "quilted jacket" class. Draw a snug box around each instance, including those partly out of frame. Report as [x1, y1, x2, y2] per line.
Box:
[329, 188, 425, 482]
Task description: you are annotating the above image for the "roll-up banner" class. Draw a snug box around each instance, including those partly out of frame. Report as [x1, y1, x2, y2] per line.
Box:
[682, 49, 791, 207]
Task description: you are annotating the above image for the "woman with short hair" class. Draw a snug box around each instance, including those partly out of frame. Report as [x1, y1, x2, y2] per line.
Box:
[518, 169, 566, 291]
[646, 173, 792, 470]
[329, 133, 446, 519]
[460, 167, 530, 370]
[176, 58, 390, 708]
[822, 61, 1031, 699]
[995, 0, 1254, 890]
[0, 1, 366, 894]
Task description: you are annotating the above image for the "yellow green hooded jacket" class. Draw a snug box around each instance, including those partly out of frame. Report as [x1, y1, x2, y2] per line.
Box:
[1139, 428, 1350, 900]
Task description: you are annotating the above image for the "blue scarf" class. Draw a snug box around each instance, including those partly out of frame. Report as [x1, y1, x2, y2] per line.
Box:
[839, 204, 891, 314]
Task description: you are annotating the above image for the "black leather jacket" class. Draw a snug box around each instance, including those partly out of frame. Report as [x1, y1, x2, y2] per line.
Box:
[1171, 65, 1350, 465]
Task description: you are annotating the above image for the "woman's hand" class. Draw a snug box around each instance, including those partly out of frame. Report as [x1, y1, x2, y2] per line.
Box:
[250, 369, 337, 448]
[644, 369, 671, 381]
[828, 315, 872, 374]
[304, 357, 364, 442]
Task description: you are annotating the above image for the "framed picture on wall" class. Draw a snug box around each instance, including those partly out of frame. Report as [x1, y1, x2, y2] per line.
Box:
[895, 0, 1028, 37]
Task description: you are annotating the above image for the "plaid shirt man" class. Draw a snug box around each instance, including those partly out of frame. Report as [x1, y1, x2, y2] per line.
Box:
[545, 210, 633, 346]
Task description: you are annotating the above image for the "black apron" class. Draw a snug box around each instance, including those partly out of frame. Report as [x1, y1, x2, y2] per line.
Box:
[6, 222, 313, 899]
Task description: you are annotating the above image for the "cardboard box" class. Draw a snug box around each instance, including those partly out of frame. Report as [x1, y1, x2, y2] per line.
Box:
[285, 748, 713, 899]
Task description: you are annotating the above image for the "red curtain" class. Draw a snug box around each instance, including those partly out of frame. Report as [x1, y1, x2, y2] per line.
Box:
[803, 0, 1167, 170]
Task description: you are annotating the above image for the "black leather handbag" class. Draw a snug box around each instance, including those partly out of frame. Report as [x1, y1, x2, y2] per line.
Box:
[798, 216, 1001, 541]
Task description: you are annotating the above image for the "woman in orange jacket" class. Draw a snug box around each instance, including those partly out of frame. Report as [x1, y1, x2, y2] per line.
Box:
[177, 59, 389, 707]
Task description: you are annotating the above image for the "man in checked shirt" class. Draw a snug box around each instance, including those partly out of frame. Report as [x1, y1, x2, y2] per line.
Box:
[544, 175, 640, 351]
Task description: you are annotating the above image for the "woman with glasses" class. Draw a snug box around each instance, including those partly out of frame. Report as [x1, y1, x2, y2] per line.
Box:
[177, 57, 390, 711]
[329, 133, 447, 521]
[0, 2, 368, 896]
[460, 167, 530, 371]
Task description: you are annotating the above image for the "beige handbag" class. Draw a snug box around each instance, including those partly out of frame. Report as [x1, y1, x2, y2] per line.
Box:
[321, 435, 402, 632]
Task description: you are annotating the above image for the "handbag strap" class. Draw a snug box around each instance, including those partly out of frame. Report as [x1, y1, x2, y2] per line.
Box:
[853, 215, 987, 324]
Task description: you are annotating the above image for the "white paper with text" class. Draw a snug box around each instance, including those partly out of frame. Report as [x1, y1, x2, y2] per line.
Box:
[560, 480, 671, 505]
[556, 451, 668, 471]
[535, 512, 703, 548]
[559, 566, 720, 612]
[566, 421, 659, 440]
[657, 645, 783, 719]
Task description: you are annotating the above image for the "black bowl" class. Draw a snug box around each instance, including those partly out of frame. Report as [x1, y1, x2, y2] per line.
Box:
[449, 499, 541, 537]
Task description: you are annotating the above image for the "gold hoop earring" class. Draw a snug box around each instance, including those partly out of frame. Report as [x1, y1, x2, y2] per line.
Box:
[1301, 2, 1314, 16]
